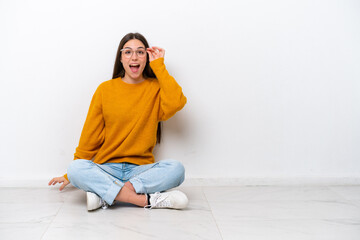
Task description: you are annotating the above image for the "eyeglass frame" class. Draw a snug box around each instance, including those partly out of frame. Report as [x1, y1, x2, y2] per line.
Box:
[120, 48, 147, 58]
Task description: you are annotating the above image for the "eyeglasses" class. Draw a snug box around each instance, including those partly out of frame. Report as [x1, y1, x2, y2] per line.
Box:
[120, 48, 147, 58]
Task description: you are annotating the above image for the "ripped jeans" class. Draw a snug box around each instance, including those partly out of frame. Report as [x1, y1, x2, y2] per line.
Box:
[67, 159, 185, 205]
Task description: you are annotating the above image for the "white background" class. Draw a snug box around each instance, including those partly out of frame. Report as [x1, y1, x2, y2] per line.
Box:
[0, 0, 359, 184]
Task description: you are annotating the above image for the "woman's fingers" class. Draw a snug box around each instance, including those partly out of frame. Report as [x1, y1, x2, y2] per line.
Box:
[146, 49, 154, 55]
[48, 177, 64, 186]
[152, 46, 164, 52]
[60, 183, 66, 191]
[147, 47, 165, 61]
[49, 177, 69, 191]
[59, 181, 69, 191]
[151, 46, 165, 58]
[48, 179, 53, 185]
[146, 49, 154, 61]
[149, 47, 163, 53]
[48, 178, 57, 185]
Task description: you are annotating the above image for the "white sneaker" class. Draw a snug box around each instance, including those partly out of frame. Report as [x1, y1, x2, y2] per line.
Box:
[86, 192, 108, 211]
[147, 190, 188, 209]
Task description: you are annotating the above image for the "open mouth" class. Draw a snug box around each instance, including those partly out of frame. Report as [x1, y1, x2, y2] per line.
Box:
[129, 64, 140, 73]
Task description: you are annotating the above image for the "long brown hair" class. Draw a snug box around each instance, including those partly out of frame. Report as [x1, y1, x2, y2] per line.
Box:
[112, 33, 162, 144]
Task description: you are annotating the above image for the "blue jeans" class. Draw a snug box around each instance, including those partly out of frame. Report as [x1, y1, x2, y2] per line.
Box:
[67, 159, 185, 205]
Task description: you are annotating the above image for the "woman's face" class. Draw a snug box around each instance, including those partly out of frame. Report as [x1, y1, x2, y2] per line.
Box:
[121, 39, 147, 82]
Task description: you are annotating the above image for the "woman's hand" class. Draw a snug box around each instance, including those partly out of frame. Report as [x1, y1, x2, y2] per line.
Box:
[48, 176, 70, 191]
[147, 46, 165, 62]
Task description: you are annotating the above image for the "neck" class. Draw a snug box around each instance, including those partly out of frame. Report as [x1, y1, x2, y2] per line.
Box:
[122, 75, 145, 84]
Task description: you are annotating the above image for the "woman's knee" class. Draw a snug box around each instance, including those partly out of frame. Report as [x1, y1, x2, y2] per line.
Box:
[67, 159, 92, 183]
[161, 159, 185, 185]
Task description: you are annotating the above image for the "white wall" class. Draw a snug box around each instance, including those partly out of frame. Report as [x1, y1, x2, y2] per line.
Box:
[1, 0, 359, 185]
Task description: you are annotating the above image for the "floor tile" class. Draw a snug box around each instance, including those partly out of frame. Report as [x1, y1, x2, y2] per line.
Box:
[2, 185, 360, 240]
[329, 186, 360, 200]
[0, 187, 68, 203]
[203, 186, 344, 202]
[217, 219, 360, 240]
[207, 199, 360, 220]
[204, 186, 360, 240]
[0, 201, 63, 240]
[42, 186, 222, 240]
[0, 222, 51, 240]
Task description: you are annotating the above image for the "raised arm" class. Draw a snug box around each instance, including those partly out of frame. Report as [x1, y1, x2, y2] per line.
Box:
[147, 47, 187, 121]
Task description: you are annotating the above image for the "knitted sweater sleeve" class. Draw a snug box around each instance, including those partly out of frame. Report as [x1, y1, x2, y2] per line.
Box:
[63, 85, 105, 181]
[149, 58, 187, 121]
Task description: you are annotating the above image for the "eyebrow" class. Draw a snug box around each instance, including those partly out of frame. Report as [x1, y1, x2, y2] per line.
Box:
[124, 47, 145, 50]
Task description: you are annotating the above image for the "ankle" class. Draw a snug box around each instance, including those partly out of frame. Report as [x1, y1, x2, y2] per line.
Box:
[124, 181, 136, 192]
[115, 187, 147, 207]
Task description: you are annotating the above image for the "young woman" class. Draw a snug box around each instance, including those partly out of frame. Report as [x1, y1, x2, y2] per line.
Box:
[48, 32, 188, 211]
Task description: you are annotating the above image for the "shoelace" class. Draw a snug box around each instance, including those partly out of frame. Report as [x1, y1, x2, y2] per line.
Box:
[145, 192, 171, 209]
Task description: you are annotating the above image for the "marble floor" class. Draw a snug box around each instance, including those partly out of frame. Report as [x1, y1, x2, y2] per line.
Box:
[1, 185, 360, 240]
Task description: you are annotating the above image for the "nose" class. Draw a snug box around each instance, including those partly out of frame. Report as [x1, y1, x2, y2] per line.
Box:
[131, 52, 138, 60]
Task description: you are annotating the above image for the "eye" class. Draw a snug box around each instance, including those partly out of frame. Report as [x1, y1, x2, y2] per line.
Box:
[137, 50, 145, 56]
[124, 50, 132, 55]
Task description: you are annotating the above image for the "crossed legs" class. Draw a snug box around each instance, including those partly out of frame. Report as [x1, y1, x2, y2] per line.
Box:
[67, 159, 185, 207]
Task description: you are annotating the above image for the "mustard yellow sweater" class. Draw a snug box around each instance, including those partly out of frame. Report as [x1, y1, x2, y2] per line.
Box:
[64, 58, 186, 180]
